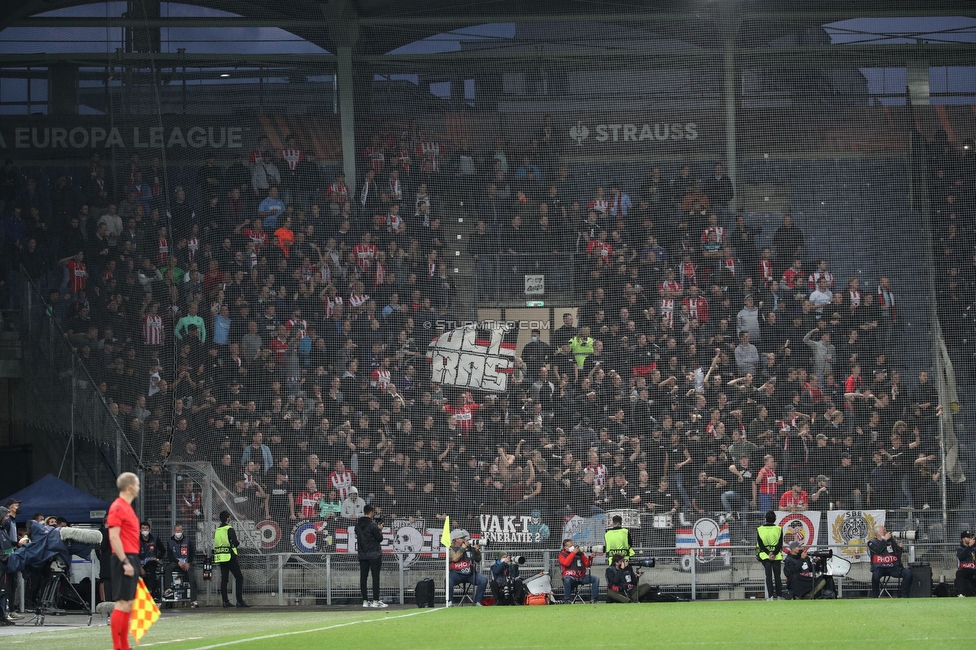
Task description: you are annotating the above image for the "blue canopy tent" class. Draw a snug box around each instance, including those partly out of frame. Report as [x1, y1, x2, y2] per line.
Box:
[3, 474, 109, 524]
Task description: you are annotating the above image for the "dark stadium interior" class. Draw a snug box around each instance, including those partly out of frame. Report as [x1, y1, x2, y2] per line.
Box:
[0, 0, 975, 605]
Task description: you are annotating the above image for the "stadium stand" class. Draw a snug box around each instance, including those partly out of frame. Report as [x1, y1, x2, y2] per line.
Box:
[1, 0, 974, 605]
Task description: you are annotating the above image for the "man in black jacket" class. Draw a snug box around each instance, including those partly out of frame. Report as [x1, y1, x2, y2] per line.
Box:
[867, 524, 912, 598]
[164, 523, 198, 607]
[355, 505, 387, 608]
[957, 530, 976, 597]
[783, 541, 825, 599]
[605, 554, 651, 603]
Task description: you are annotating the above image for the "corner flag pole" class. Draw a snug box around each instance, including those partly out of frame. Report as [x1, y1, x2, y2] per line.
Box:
[440, 516, 451, 607]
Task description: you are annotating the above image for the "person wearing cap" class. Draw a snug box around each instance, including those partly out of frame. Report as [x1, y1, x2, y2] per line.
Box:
[448, 530, 487, 605]
[756, 510, 784, 600]
[783, 540, 825, 599]
[955, 530, 976, 597]
[1, 498, 19, 545]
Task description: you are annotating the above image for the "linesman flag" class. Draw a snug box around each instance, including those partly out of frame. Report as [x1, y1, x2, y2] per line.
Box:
[440, 516, 451, 549]
[130, 578, 161, 643]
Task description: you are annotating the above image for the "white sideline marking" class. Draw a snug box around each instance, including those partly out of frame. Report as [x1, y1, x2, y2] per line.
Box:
[186, 608, 444, 650]
[141, 637, 204, 647]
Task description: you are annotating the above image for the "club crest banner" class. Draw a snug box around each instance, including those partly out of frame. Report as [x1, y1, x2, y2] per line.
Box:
[826, 510, 886, 563]
[675, 513, 732, 572]
[774, 511, 821, 550]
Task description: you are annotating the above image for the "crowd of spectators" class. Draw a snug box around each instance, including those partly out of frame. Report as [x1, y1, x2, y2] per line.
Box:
[931, 131, 976, 371]
[0, 119, 953, 546]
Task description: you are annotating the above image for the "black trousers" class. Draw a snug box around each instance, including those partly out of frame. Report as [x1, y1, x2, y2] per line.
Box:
[165, 562, 198, 601]
[219, 556, 244, 604]
[359, 557, 382, 602]
[956, 568, 976, 596]
[762, 559, 782, 597]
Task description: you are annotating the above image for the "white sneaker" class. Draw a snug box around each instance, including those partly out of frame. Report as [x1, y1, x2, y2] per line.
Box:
[363, 600, 371, 608]
[370, 600, 388, 608]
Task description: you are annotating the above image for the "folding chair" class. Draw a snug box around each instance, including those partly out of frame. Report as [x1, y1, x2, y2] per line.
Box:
[878, 575, 894, 598]
[455, 580, 474, 605]
[568, 581, 587, 604]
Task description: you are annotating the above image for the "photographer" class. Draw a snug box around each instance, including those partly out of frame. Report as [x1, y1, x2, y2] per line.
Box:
[558, 539, 600, 604]
[604, 515, 634, 561]
[867, 525, 913, 598]
[490, 552, 526, 605]
[355, 505, 387, 608]
[449, 530, 487, 605]
[755, 511, 783, 600]
[605, 554, 651, 603]
[955, 530, 976, 597]
[164, 523, 198, 607]
[783, 541, 825, 599]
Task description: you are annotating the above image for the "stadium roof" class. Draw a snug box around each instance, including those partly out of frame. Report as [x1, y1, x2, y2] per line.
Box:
[1, 0, 975, 67]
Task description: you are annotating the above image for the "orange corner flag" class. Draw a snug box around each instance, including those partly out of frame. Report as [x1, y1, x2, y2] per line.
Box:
[130, 578, 160, 644]
[440, 516, 451, 549]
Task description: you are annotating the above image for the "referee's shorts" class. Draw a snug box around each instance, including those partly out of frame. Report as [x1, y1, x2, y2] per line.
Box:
[110, 553, 141, 602]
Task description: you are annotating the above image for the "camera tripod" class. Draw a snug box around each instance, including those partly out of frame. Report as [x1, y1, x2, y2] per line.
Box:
[29, 559, 93, 627]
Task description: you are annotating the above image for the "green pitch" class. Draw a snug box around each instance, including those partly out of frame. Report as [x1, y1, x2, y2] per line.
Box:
[2, 600, 973, 649]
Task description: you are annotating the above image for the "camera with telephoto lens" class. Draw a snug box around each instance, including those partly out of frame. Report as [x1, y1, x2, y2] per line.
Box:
[806, 548, 833, 573]
[891, 530, 918, 541]
[576, 544, 604, 554]
[509, 555, 526, 565]
[629, 557, 656, 568]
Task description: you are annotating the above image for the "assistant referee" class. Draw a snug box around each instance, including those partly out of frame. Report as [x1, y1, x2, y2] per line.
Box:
[107, 472, 141, 650]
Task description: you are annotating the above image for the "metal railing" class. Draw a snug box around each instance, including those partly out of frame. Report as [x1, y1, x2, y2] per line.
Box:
[152, 505, 976, 606]
[175, 539, 969, 606]
[17, 268, 144, 505]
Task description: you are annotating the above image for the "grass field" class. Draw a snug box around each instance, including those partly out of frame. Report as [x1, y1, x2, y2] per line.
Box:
[1, 600, 973, 649]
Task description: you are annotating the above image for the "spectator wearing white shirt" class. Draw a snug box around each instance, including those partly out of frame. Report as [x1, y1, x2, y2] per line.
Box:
[809, 277, 833, 313]
[341, 487, 367, 520]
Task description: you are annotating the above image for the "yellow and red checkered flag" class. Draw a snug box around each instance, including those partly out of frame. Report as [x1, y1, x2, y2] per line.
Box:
[130, 578, 160, 644]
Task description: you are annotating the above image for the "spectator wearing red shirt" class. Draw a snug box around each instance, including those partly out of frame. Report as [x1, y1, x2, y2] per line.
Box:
[778, 483, 809, 510]
[294, 479, 323, 519]
[586, 229, 613, 261]
[106, 472, 141, 650]
[59, 250, 88, 296]
[328, 460, 358, 499]
[269, 325, 289, 362]
[444, 393, 481, 434]
[558, 539, 600, 603]
[755, 455, 783, 512]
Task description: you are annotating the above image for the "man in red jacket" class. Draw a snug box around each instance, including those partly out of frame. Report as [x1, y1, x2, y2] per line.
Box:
[558, 539, 600, 603]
